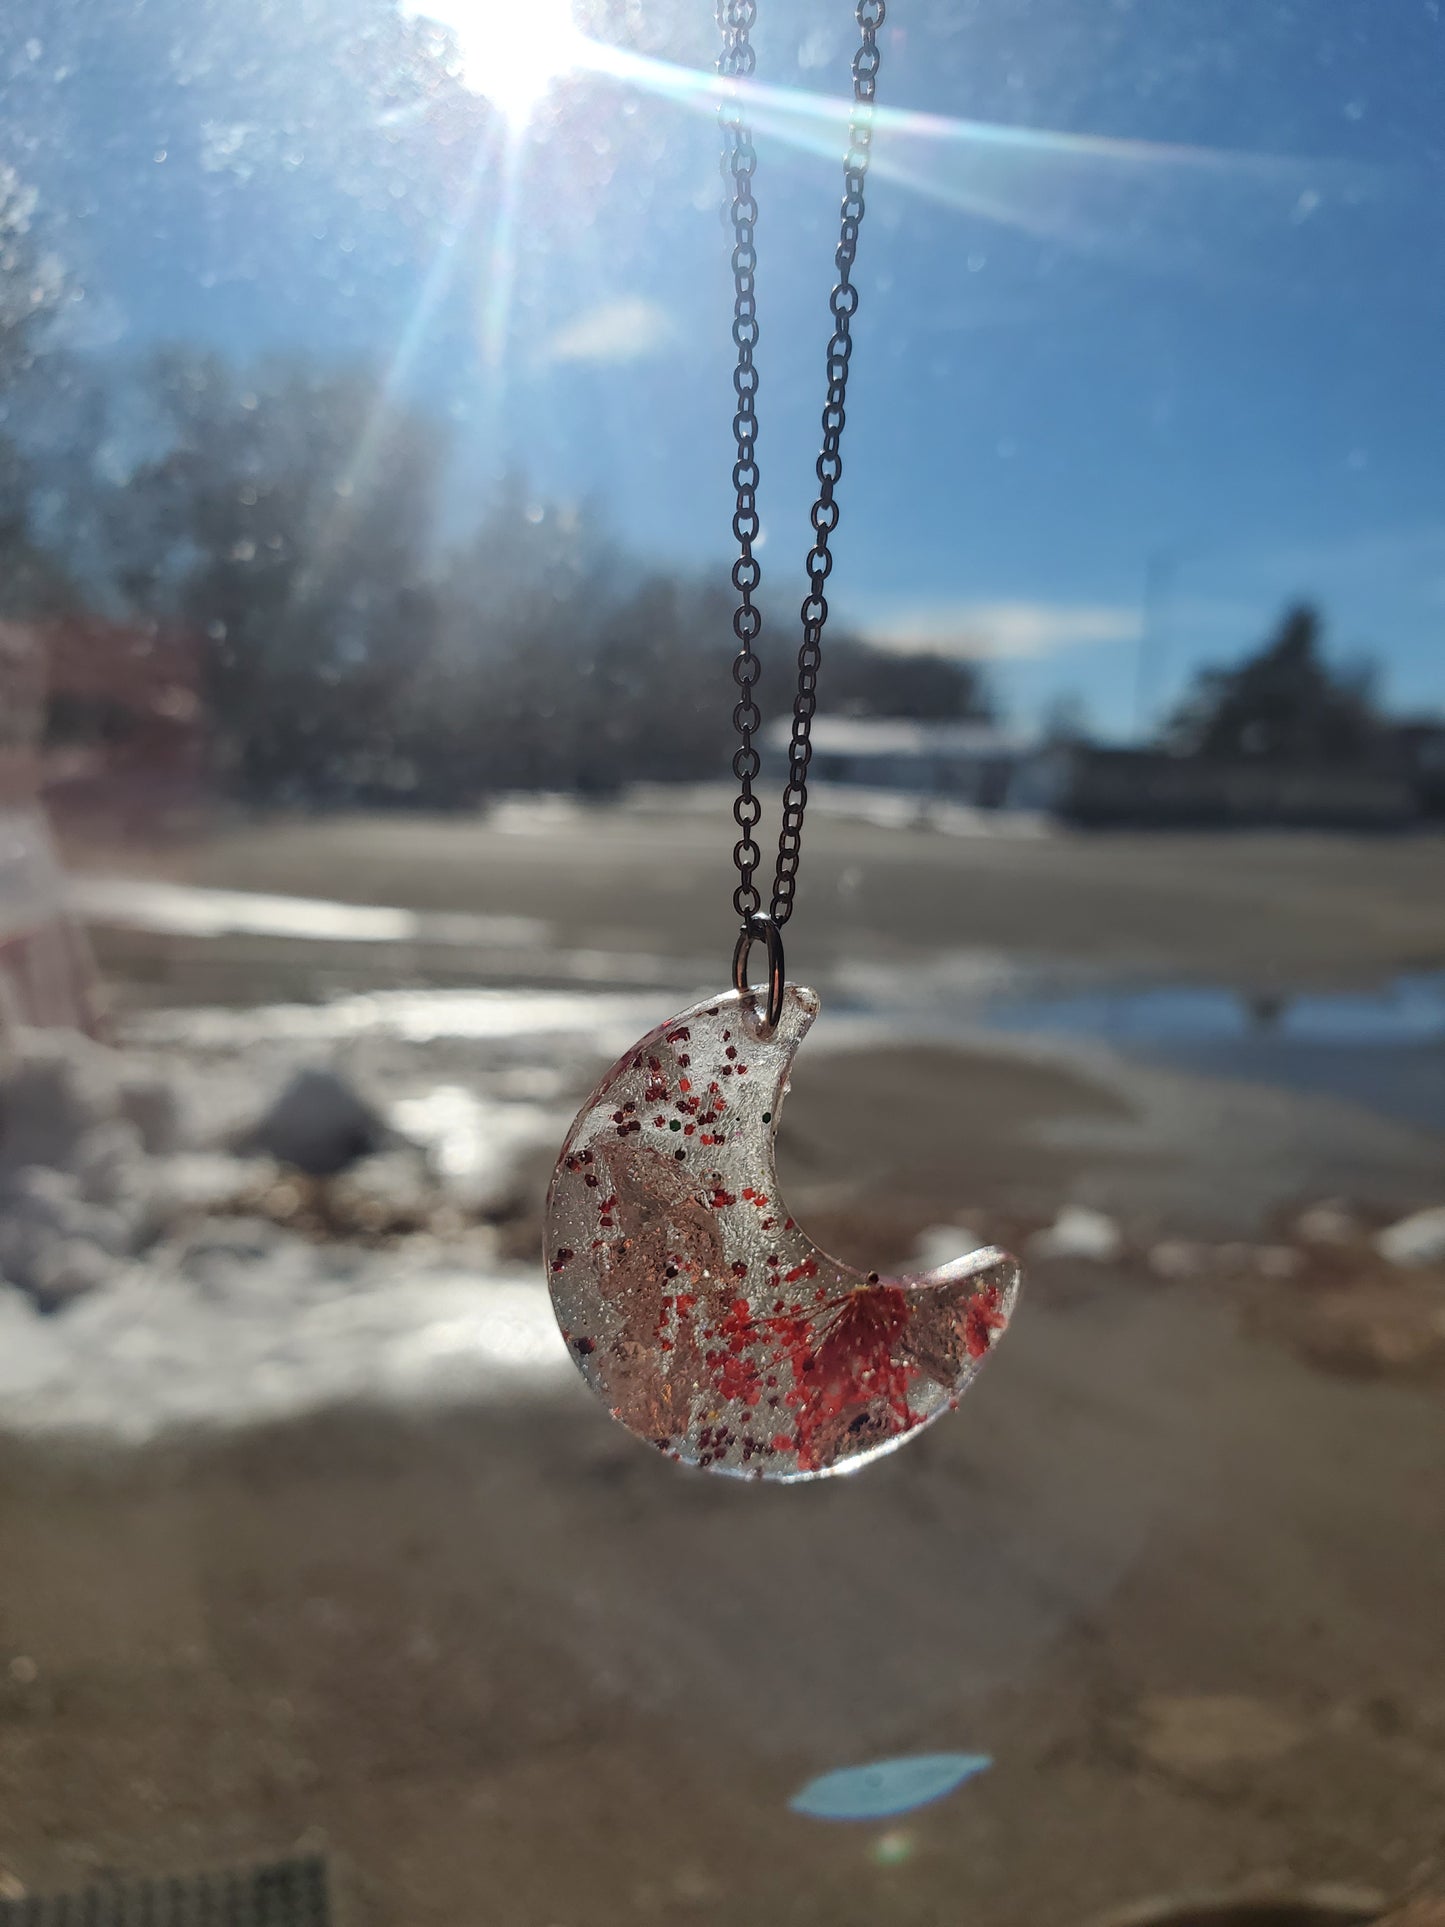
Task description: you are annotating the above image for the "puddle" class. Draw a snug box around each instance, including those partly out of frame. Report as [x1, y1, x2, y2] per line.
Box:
[89, 877, 1445, 1145]
[390, 1082, 563, 1201]
[988, 975, 1445, 1049]
[123, 961, 1445, 1141]
[985, 972, 1445, 1133]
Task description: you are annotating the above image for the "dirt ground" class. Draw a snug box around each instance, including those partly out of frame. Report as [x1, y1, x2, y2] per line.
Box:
[67, 797, 1445, 993]
[2, 1269, 1442, 1926]
[3, 805, 1442, 1923]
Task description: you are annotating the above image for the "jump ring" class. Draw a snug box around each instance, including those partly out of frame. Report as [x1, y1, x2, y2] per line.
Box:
[731, 912, 785, 1033]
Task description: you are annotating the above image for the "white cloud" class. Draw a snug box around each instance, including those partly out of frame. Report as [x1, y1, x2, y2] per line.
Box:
[861, 599, 1142, 661]
[542, 297, 676, 366]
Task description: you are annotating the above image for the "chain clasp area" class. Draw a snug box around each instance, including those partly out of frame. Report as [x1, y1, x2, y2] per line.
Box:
[732, 912, 785, 1034]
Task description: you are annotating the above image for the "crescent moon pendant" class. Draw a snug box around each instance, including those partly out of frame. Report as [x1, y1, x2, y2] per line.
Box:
[545, 983, 1022, 1481]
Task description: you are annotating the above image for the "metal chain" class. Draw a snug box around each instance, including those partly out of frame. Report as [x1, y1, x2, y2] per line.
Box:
[718, 1, 763, 923]
[720, 0, 886, 935]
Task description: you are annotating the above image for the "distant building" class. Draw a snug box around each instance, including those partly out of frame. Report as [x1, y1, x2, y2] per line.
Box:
[37, 614, 204, 835]
[762, 715, 1035, 808]
[1014, 743, 1420, 829]
[1387, 720, 1445, 819]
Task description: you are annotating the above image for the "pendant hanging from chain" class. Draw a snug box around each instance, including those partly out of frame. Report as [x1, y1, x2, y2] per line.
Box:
[721, 0, 885, 934]
[542, 2, 1024, 1481]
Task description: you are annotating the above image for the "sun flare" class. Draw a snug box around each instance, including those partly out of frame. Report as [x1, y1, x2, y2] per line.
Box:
[406, 0, 584, 125]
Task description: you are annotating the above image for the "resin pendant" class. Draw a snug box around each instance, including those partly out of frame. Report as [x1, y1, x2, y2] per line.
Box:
[545, 983, 1021, 1481]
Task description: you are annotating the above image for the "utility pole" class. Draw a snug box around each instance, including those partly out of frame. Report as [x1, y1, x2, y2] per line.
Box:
[1134, 548, 1177, 743]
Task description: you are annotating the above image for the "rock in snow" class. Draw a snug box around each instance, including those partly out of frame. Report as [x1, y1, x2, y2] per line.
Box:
[912, 1223, 987, 1271]
[1294, 1198, 1362, 1247]
[234, 1067, 394, 1177]
[1376, 1205, 1445, 1269]
[0, 1031, 166, 1165]
[1027, 1205, 1123, 1264]
[0, 1031, 419, 1315]
[1148, 1238, 1209, 1281]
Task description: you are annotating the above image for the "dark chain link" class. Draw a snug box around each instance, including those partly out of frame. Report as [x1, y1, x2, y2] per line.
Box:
[718, 1, 763, 921]
[720, 0, 885, 933]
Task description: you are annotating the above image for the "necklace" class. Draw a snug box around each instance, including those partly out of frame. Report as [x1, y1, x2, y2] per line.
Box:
[544, 1, 1021, 1481]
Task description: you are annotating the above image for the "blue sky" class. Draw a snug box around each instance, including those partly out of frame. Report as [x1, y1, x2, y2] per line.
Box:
[6, 0, 1444, 737]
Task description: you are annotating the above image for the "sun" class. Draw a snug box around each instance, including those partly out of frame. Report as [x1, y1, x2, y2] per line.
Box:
[407, 0, 584, 125]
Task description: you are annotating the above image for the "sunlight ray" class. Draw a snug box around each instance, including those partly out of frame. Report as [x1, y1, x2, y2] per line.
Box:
[576, 37, 1378, 247]
[285, 129, 497, 611]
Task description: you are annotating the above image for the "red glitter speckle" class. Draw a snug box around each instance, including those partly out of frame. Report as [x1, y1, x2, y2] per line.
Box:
[963, 1281, 1008, 1359]
[550, 1249, 573, 1273]
[713, 1343, 761, 1406]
